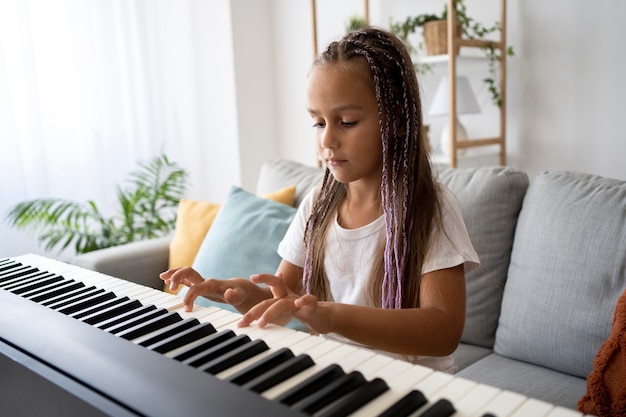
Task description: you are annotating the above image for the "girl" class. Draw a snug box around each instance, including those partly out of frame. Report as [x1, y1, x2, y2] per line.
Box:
[161, 27, 479, 373]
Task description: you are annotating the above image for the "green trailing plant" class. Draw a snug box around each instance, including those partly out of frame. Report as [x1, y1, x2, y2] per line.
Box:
[346, 15, 368, 32]
[389, 0, 514, 107]
[5, 154, 188, 254]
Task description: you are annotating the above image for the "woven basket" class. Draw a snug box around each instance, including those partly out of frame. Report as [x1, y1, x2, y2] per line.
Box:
[423, 20, 461, 56]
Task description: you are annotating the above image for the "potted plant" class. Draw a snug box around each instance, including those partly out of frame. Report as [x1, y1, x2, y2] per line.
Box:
[5, 154, 188, 254]
[389, 0, 514, 107]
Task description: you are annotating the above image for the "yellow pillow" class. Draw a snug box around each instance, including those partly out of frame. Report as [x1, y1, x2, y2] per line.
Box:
[166, 185, 296, 290]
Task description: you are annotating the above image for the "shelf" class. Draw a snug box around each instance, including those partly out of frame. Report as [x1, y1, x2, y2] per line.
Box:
[417, 55, 486, 66]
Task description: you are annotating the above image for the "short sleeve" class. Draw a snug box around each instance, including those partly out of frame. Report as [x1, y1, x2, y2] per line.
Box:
[277, 187, 318, 267]
[423, 184, 480, 274]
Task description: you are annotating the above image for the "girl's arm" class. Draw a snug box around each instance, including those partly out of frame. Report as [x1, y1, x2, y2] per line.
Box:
[242, 264, 466, 357]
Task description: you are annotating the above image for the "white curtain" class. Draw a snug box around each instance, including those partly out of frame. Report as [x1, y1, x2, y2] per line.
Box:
[0, 0, 238, 260]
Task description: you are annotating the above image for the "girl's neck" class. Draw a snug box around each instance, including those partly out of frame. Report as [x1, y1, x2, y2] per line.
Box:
[338, 185, 383, 229]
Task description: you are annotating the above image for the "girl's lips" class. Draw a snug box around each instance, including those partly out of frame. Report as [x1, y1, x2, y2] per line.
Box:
[326, 158, 346, 167]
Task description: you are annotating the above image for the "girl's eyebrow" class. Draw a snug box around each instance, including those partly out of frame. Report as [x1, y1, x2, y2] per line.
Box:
[307, 104, 364, 115]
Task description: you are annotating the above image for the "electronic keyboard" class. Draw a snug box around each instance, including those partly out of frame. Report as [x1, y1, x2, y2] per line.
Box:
[0, 254, 585, 417]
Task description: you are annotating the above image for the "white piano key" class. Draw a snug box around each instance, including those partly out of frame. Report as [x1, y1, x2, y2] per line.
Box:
[509, 398, 556, 417]
[475, 390, 528, 416]
[545, 407, 584, 417]
[449, 382, 501, 417]
[348, 362, 434, 417]
[414, 376, 477, 416]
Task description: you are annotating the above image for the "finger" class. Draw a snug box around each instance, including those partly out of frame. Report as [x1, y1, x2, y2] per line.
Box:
[251, 273, 288, 298]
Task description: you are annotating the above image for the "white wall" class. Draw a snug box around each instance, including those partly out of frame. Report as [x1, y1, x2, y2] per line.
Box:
[270, 0, 626, 181]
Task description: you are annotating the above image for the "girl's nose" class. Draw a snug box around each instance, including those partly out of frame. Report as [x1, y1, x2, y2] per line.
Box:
[320, 126, 338, 149]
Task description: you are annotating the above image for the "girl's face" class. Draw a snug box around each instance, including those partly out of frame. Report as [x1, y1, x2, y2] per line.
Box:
[307, 61, 383, 186]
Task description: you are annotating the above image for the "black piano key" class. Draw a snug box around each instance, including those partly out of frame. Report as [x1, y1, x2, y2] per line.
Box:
[0, 261, 27, 275]
[0, 267, 45, 285]
[0, 270, 51, 289]
[95, 304, 158, 331]
[481, 414, 497, 417]
[45, 287, 105, 309]
[198, 339, 269, 375]
[225, 347, 295, 386]
[274, 364, 346, 406]
[80, 299, 143, 325]
[115, 311, 181, 340]
[40, 285, 96, 307]
[419, 398, 456, 417]
[317, 377, 389, 417]
[69, 296, 130, 320]
[243, 354, 315, 394]
[293, 371, 367, 415]
[27, 281, 85, 303]
[134, 317, 200, 347]
[147, 322, 216, 354]
[168, 329, 237, 361]
[56, 291, 117, 315]
[377, 389, 428, 417]
[183, 334, 252, 367]
[19, 277, 76, 299]
[8, 274, 64, 295]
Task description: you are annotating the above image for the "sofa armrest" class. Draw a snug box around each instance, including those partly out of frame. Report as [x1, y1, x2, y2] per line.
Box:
[68, 236, 171, 290]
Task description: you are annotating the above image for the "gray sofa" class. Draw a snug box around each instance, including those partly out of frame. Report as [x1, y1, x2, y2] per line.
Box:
[70, 159, 626, 412]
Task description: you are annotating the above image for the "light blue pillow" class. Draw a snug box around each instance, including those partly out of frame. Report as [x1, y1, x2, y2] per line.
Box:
[179, 186, 304, 330]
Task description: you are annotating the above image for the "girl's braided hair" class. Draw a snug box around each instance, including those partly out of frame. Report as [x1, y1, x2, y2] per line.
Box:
[302, 27, 441, 309]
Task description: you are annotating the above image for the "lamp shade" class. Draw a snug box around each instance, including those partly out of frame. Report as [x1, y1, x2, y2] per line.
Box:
[428, 76, 480, 116]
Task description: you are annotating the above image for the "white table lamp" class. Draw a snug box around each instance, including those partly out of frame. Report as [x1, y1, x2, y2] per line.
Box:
[428, 76, 480, 156]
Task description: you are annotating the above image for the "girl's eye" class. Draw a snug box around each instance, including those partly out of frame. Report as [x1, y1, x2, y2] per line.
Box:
[312, 121, 325, 128]
[342, 121, 356, 127]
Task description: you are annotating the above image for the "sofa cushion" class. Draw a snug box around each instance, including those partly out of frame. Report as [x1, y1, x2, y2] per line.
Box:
[256, 159, 324, 207]
[438, 167, 529, 348]
[168, 186, 296, 271]
[457, 353, 588, 410]
[495, 171, 626, 378]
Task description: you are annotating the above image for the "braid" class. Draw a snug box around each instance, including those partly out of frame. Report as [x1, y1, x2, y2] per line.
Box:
[303, 27, 440, 309]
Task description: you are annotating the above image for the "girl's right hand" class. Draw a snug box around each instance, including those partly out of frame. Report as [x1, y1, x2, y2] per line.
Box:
[159, 267, 270, 313]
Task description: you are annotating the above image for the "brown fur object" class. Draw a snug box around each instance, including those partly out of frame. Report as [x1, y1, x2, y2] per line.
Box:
[578, 288, 626, 416]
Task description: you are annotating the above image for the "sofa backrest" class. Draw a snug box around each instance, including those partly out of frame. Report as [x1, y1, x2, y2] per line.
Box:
[256, 159, 324, 207]
[494, 171, 626, 378]
[438, 167, 529, 348]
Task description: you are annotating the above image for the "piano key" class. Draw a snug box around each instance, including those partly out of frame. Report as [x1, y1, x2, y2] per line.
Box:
[55, 291, 117, 315]
[80, 298, 144, 325]
[39, 284, 96, 307]
[0, 271, 54, 290]
[316, 377, 389, 417]
[95, 304, 158, 331]
[545, 407, 585, 417]
[419, 398, 456, 417]
[474, 390, 528, 417]
[105, 307, 170, 334]
[377, 390, 428, 417]
[146, 322, 217, 354]
[243, 354, 315, 394]
[273, 364, 346, 406]
[18, 276, 75, 299]
[449, 383, 501, 417]
[46, 287, 106, 310]
[0, 268, 48, 286]
[509, 398, 557, 417]
[292, 370, 367, 414]
[133, 317, 201, 347]
[197, 339, 269, 375]
[116, 311, 182, 340]
[26, 280, 85, 303]
[68, 295, 131, 320]
[183, 333, 252, 367]
[170, 329, 238, 362]
[225, 347, 295, 386]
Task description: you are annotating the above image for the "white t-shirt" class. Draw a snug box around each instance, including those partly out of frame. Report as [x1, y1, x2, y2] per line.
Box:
[277, 183, 479, 373]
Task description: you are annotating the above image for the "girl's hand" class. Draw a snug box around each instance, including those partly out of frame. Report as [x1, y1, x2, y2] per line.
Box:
[238, 273, 332, 334]
[159, 267, 269, 313]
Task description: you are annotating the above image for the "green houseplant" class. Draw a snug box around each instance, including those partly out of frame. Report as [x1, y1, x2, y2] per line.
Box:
[5, 154, 188, 254]
[389, 0, 514, 107]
